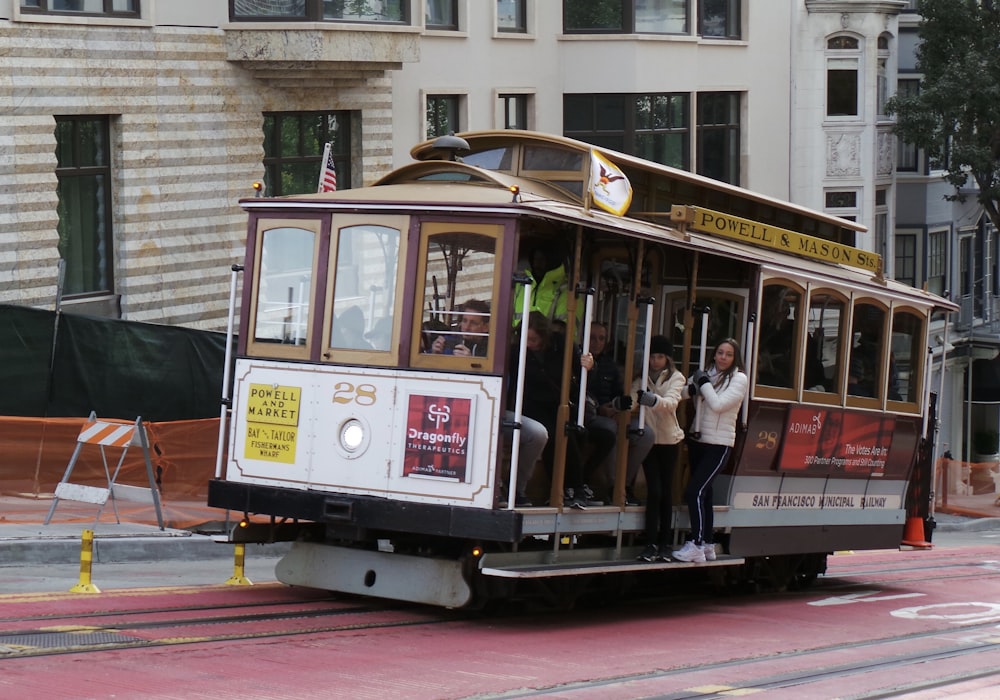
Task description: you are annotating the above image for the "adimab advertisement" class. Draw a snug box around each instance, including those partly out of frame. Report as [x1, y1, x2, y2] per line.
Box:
[778, 406, 895, 477]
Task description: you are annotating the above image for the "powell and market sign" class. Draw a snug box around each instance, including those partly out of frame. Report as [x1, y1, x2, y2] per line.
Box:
[671, 205, 882, 275]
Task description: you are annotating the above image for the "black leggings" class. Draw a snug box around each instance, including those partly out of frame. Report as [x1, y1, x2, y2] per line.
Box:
[642, 443, 679, 547]
[684, 441, 731, 545]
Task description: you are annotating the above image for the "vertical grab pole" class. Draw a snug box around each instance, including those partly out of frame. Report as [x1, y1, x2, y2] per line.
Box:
[506, 273, 534, 510]
[637, 299, 655, 428]
[741, 312, 756, 429]
[215, 264, 243, 480]
[691, 306, 711, 436]
[576, 292, 595, 426]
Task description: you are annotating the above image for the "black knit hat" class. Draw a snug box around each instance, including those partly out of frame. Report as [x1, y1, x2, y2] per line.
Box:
[650, 335, 672, 356]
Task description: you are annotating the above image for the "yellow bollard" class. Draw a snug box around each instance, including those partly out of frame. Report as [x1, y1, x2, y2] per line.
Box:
[70, 529, 101, 593]
[224, 543, 253, 586]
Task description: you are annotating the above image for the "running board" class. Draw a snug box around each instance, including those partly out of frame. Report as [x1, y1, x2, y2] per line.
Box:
[479, 548, 745, 579]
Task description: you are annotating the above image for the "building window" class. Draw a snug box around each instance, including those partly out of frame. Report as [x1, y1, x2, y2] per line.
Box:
[697, 91, 740, 185]
[263, 111, 352, 196]
[927, 231, 946, 297]
[894, 233, 916, 287]
[426, 0, 457, 29]
[824, 190, 859, 225]
[497, 0, 526, 32]
[55, 116, 114, 298]
[895, 78, 920, 171]
[564, 0, 688, 35]
[500, 94, 529, 130]
[21, 0, 139, 15]
[827, 35, 860, 118]
[564, 92, 690, 169]
[699, 0, 739, 39]
[426, 94, 462, 138]
[231, 0, 407, 23]
[828, 66, 859, 116]
[876, 34, 891, 119]
[874, 186, 889, 272]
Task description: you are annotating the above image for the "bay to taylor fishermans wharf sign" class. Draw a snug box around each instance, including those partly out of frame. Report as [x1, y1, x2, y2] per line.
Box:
[245, 383, 301, 464]
[670, 205, 882, 275]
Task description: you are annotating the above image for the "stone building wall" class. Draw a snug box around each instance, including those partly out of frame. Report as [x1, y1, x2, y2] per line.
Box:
[0, 20, 396, 331]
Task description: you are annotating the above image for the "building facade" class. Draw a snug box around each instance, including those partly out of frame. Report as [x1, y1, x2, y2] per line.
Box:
[0, 0, 986, 469]
[0, 0, 416, 327]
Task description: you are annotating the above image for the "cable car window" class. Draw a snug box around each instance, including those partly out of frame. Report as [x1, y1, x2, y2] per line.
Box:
[329, 224, 400, 352]
[462, 147, 515, 171]
[806, 290, 847, 395]
[522, 146, 583, 172]
[414, 224, 501, 369]
[848, 302, 888, 399]
[252, 226, 315, 347]
[758, 283, 801, 389]
[891, 309, 923, 403]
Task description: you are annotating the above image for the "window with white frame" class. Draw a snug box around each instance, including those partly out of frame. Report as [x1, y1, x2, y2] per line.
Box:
[826, 35, 860, 118]
[894, 233, 916, 287]
[497, 0, 526, 32]
[21, 0, 139, 15]
[699, 0, 739, 39]
[426, 94, 463, 138]
[564, 0, 688, 35]
[231, 0, 407, 23]
[877, 35, 891, 119]
[499, 94, 529, 130]
[896, 78, 920, 171]
[427, 0, 458, 29]
[927, 230, 947, 297]
[824, 190, 859, 223]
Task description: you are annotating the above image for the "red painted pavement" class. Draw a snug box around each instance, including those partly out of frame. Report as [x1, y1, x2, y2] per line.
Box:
[1, 545, 998, 699]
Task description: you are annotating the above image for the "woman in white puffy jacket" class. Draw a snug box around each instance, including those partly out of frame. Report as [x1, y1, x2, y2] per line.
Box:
[631, 334, 686, 563]
[672, 338, 748, 563]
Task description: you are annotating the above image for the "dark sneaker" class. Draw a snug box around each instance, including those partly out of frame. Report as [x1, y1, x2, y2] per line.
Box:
[515, 495, 532, 507]
[625, 489, 641, 506]
[578, 484, 603, 506]
[637, 544, 659, 562]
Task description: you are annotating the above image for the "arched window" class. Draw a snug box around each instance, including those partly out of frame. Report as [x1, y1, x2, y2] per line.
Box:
[826, 34, 862, 118]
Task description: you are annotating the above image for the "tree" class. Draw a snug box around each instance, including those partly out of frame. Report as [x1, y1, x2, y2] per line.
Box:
[887, 0, 1000, 232]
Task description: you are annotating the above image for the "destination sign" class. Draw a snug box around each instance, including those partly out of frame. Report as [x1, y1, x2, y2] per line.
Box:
[673, 205, 881, 274]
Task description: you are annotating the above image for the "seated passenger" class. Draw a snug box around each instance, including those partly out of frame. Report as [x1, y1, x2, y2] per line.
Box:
[517, 311, 597, 507]
[428, 300, 490, 357]
[333, 306, 373, 350]
[582, 322, 653, 505]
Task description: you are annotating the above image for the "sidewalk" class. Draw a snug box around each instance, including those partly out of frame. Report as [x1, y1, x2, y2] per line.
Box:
[0, 493, 241, 566]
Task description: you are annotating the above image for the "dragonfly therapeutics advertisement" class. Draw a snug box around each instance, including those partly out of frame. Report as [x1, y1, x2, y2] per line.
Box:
[403, 394, 472, 481]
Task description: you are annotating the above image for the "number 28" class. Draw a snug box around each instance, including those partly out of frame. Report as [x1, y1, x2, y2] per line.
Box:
[333, 382, 376, 406]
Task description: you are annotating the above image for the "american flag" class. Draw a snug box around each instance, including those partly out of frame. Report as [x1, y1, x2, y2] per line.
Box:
[318, 142, 337, 193]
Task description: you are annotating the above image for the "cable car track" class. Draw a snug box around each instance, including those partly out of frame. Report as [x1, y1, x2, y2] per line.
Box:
[486, 619, 1000, 699]
[0, 600, 464, 660]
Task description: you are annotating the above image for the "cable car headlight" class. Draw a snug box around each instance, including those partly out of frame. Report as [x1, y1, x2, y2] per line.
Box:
[340, 419, 365, 452]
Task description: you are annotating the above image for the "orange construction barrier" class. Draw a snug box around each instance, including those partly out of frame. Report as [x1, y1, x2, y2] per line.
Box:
[901, 516, 933, 549]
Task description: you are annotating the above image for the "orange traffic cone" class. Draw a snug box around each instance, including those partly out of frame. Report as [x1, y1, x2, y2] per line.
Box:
[901, 516, 933, 549]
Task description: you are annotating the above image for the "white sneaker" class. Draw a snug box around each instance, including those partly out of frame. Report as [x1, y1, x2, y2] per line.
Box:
[702, 543, 717, 561]
[673, 540, 706, 563]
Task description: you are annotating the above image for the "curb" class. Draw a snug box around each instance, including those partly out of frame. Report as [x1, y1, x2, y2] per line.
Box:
[0, 537, 291, 566]
[934, 516, 1000, 533]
